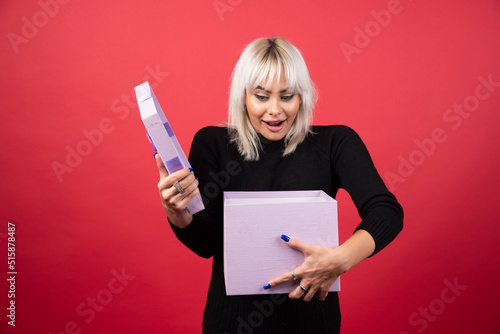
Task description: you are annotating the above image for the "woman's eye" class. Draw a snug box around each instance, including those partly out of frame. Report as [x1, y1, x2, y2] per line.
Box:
[281, 94, 295, 101]
[254, 94, 268, 101]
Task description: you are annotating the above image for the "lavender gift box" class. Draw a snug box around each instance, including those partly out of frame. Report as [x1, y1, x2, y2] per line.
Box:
[223, 190, 340, 296]
[135, 81, 204, 214]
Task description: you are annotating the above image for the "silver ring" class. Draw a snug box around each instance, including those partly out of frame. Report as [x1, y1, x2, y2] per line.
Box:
[173, 181, 185, 194]
[299, 284, 308, 292]
[291, 271, 297, 281]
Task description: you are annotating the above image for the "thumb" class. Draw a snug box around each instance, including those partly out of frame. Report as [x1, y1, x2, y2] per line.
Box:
[280, 234, 307, 253]
[155, 152, 169, 179]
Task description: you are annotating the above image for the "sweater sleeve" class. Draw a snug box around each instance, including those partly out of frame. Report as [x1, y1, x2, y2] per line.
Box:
[331, 126, 403, 255]
[168, 127, 225, 258]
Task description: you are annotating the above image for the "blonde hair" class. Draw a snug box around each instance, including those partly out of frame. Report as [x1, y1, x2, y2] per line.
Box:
[228, 36, 316, 161]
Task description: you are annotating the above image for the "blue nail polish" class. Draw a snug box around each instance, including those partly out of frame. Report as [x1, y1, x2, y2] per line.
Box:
[263, 283, 271, 290]
[189, 167, 194, 172]
[153, 151, 158, 158]
[281, 234, 290, 242]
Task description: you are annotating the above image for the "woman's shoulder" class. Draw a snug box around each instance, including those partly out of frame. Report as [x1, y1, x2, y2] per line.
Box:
[191, 126, 232, 154]
[193, 125, 230, 141]
[305, 125, 369, 158]
[310, 124, 362, 142]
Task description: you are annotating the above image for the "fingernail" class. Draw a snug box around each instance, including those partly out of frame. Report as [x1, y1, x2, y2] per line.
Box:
[281, 234, 290, 242]
[263, 283, 271, 290]
[195, 177, 199, 181]
[153, 151, 158, 158]
[189, 167, 194, 172]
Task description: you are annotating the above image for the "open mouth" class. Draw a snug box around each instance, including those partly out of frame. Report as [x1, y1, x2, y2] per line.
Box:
[263, 120, 286, 133]
[263, 120, 285, 127]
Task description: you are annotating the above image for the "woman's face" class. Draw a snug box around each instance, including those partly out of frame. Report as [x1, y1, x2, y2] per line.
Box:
[245, 76, 301, 141]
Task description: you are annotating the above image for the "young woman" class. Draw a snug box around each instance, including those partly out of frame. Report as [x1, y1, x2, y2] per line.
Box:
[155, 36, 403, 333]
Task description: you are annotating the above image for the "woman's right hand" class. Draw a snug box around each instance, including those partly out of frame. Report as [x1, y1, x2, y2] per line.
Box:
[155, 153, 200, 228]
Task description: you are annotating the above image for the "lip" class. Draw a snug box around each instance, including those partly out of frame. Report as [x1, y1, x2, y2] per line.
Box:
[263, 120, 286, 133]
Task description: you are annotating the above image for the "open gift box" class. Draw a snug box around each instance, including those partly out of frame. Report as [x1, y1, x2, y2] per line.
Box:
[224, 190, 340, 295]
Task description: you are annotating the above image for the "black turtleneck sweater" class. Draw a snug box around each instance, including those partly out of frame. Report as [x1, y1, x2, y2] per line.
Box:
[169, 125, 403, 334]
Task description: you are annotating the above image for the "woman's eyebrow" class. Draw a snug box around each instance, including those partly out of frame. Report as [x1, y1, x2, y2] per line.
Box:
[255, 86, 290, 93]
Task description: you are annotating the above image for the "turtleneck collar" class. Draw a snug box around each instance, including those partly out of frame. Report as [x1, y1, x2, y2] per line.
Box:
[257, 133, 286, 145]
[257, 133, 286, 155]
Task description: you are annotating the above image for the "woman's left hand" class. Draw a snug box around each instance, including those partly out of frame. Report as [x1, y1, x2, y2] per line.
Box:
[264, 236, 349, 302]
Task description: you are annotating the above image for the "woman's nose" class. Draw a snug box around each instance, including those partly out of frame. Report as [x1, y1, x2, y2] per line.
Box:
[268, 97, 282, 115]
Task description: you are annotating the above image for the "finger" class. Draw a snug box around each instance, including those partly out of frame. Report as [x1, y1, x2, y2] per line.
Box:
[158, 167, 193, 190]
[305, 279, 334, 302]
[288, 281, 314, 301]
[301, 284, 316, 302]
[263, 270, 296, 290]
[288, 287, 304, 299]
[172, 169, 196, 189]
[281, 235, 308, 253]
[172, 175, 199, 200]
[315, 289, 328, 301]
[155, 152, 169, 179]
[161, 183, 198, 212]
[176, 186, 200, 210]
[160, 170, 197, 203]
[288, 285, 304, 300]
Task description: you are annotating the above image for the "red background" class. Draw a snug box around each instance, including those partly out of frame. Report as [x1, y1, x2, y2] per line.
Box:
[1, 0, 500, 333]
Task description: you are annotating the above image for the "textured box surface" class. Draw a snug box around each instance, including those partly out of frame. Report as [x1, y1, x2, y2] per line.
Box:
[135, 81, 204, 214]
[224, 190, 340, 295]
